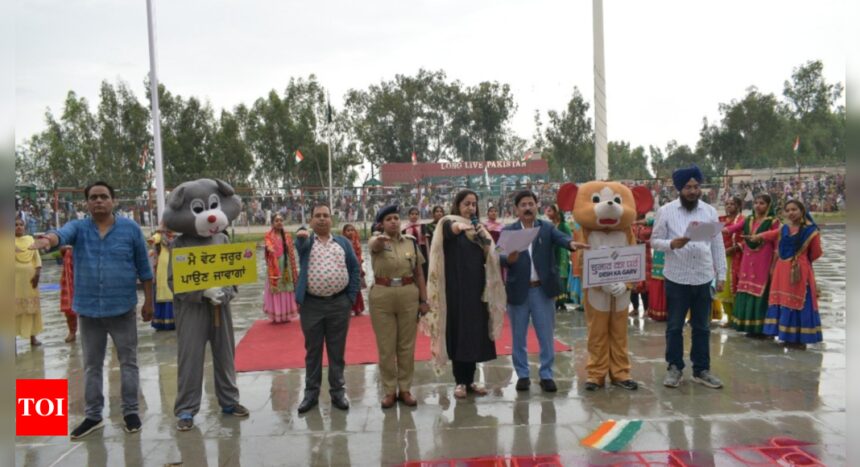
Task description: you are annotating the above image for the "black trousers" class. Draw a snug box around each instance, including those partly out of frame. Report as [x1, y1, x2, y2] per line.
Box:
[452, 360, 477, 385]
[631, 291, 649, 311]
[300, 294, 352, 399]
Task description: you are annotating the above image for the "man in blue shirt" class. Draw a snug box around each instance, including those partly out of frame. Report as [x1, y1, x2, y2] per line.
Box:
[499, 190, 588, 393]
[32, 181, 154, 439]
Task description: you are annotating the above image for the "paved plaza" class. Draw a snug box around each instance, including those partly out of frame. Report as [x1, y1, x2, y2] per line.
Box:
[15, 227, 846, 466]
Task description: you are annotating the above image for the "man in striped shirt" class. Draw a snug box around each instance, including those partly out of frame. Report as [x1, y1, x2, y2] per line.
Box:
[651, 165, 726, 390]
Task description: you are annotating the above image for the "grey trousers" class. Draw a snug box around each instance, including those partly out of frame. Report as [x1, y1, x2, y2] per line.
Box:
[79, 309, 139, 420]
[301, 294, 352, 399]
[173, 302, 240, 417]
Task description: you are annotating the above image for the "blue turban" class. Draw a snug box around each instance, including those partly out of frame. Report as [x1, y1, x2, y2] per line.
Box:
[672, 165, 703, 191]
[375, 204, 400, 225]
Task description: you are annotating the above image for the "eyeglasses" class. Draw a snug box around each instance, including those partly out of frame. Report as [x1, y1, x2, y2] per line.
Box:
[88, 194, 111, 201]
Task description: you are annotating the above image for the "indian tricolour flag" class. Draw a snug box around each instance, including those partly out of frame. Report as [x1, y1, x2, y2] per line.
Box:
[295, 149, 304, 163]
[793, 136, 800, 153]
[580, 419, 643, 452]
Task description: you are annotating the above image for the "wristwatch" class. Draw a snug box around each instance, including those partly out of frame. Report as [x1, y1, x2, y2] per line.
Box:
[419, 299, 428, 305]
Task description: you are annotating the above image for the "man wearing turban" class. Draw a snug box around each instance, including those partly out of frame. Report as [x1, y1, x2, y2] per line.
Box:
[651, 165, 727, 390]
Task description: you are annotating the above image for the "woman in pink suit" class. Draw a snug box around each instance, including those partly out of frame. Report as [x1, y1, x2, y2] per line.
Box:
[724, 194, 779, 337]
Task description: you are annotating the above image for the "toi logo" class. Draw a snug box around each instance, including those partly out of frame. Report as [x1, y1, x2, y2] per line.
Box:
[16, 379, 68, 436]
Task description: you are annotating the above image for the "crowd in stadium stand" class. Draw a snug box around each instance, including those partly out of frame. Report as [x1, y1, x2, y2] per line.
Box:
[15, 172, 846, 232]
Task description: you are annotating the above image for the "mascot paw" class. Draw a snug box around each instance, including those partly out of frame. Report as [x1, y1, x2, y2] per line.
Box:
[605, 282, 627, 297]
[203, 287, 225, 305]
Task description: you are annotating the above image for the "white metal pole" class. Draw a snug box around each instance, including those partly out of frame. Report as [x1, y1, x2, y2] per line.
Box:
[593, 0, 609, 180]
[146, 0, 167, 223]
[327, 94, 334, 206]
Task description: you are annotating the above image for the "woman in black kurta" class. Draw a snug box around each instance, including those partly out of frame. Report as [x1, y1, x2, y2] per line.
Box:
[441, 191, 496, 397]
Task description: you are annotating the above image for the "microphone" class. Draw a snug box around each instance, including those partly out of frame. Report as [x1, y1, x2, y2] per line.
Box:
[471, 215, 491, 246]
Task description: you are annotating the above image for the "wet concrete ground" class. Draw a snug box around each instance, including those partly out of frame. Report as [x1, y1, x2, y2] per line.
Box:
[15, 227, 846, 466]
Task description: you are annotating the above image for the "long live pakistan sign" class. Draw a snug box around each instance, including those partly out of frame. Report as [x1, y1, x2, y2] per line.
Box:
[381, 159, 548, 184]
[439, 160, 528, 170]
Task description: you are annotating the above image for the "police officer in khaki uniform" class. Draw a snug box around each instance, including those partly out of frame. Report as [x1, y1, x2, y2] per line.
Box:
[368, 205, 430, 409]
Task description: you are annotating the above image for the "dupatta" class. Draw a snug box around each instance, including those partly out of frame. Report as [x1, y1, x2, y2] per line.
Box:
[420, 215, 506, 375]
[778, 213, 819, 284]
[264, 228, 298, 289]
[742, 199, 776, 250]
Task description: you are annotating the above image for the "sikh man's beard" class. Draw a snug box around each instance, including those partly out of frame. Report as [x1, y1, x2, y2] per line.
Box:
[680, 195, 699, 211]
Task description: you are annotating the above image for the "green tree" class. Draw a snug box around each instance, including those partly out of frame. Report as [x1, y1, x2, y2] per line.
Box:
[781, 60, 845, 165]
[245, 75, 354, 189]
[608, 141, 651, 180]
[543, 87, 594, 182]
[41, 91, 100, 188]
[698, 87, 789, 172]
[658, 140, 716, 178]
[462, 81, 516, 162]
[344, 69, 517, 168]
[648, 145, 668, 178]
[95, 81, 150, 189]
[211, 109, 254, 186]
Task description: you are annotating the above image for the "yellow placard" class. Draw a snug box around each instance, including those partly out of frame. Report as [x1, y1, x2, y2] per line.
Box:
[171, 242, 257, 293]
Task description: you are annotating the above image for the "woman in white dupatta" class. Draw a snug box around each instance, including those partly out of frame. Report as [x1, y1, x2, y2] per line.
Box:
[421, 190, 506, 399]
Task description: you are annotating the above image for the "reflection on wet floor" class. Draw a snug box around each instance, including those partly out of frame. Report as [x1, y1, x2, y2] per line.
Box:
[15, 228, 846, 466]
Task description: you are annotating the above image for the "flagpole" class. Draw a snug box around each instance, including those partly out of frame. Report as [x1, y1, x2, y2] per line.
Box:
[327, 93, 334, 207]
[593, 0, 609, 180]
[146, 0, 166, 223]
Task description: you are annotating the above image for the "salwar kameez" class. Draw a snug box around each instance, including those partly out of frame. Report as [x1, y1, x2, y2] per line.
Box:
[727, 214, 780, 334]
[150, 232, 176, 330]
[646, 251, 667, 321]
[264, 228, 299, 323]
[15, 235, 43, 338]
[631, 222, 653, 314]
[59, 247, 78, 336]
[759, 224, 823, 344]
[716, 214, 744, 325]
[346, 231, 366, 316]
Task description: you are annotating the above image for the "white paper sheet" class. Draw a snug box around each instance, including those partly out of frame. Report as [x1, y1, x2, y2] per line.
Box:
[684, 221, 723, 241]
[495, 227, 540, 255]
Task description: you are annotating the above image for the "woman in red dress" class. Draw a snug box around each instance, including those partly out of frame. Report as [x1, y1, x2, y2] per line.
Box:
[630, 213, 652, 317]
[747, 200, 822, 349]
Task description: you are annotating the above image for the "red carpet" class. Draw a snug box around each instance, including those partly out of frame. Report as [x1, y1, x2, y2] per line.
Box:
[235, 315, 571, 372]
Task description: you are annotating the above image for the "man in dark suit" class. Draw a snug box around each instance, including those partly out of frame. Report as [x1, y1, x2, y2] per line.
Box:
[294, 203, 362, 414]
[499, 190, 587, 392]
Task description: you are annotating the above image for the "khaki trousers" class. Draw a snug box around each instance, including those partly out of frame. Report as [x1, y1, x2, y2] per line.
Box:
[585, 306, 631, 384]
[369, 284, 419, 394]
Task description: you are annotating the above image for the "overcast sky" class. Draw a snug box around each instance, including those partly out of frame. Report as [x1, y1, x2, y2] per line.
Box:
[16, 0, 846, 157]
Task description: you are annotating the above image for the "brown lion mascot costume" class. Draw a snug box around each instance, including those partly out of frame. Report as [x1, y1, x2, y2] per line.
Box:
[558, 181, 653, 391]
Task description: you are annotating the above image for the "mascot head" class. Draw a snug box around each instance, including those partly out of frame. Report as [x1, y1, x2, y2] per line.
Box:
[164, 178, 242, 237]
[557, 181, 653, 232]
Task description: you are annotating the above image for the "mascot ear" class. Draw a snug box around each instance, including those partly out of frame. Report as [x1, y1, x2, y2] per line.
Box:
[214, 179, 236, 197]
[632, 186, 654, 215]
[168, 186, 186, 211]
[557, 182, 578, 212]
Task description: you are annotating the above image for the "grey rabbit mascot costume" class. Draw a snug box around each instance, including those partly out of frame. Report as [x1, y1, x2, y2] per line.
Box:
[165, 178, 249, 431]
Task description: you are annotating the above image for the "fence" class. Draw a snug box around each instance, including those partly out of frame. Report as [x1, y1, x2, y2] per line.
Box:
[15, 171, 845, 234]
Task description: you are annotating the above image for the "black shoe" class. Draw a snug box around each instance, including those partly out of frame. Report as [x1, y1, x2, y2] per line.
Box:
[611, 379, 639, 391]
[297, 397, 318, 414]
[331, 394, 350, 411]
[539, 379, 557, 392]
[515, 378, 531, 391]
[70, 418, 105, 440]
[584, 382, 601, 392]
[123, 413, 142, 433]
